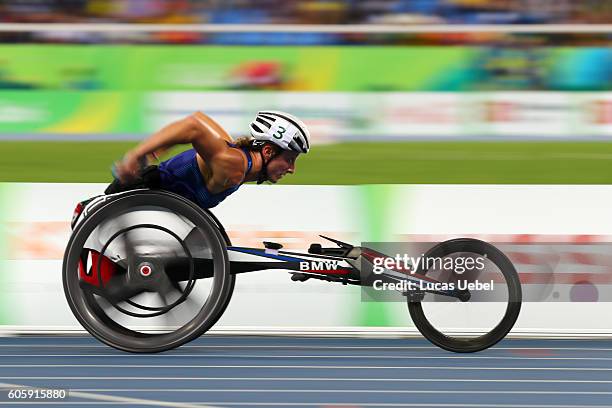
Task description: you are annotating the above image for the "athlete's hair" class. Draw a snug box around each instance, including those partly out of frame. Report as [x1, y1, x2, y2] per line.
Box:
[234, 136, 282, 155]
[233, 136, 253, 149]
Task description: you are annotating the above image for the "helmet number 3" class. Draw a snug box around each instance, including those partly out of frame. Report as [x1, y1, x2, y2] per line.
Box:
[273, 126, 286, 140]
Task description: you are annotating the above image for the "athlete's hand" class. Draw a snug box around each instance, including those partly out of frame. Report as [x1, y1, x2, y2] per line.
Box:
[112, 152, 143, 183]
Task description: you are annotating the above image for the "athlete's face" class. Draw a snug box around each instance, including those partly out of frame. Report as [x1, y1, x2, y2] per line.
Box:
[267, 150, 299, 183]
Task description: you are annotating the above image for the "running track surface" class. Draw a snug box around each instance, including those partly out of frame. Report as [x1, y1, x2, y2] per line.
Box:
[0, 335, 611, 408]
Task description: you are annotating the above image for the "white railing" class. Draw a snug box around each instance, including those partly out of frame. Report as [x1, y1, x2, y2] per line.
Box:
[0, 23, 610, 33]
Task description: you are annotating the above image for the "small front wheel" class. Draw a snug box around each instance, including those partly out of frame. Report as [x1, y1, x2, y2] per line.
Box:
[408, 238, 522, 353]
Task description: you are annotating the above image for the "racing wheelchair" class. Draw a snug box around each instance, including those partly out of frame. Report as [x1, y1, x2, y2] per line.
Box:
[63, 189, 522, 353]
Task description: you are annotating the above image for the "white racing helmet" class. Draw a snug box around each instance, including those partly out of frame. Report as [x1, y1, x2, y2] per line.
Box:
[249, 111, 310, 154]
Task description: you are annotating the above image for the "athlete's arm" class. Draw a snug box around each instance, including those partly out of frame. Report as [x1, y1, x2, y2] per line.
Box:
[189, 111, 235, 160]
[132, 112, 231, 161]
[114, 112, 234, 181]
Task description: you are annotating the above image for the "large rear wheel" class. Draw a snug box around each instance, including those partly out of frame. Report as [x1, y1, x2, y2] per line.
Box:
[63, 191, 233, 353]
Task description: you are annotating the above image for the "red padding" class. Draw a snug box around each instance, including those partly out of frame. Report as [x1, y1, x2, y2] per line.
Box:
[79, 250, 116, 287]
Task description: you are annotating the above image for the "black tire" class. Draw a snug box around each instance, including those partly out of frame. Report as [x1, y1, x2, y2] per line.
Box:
[63, 190, 233, 353]
[206, 227, 236, 329]
[408, 238, 522, 353]
[209, 273, 236, 327]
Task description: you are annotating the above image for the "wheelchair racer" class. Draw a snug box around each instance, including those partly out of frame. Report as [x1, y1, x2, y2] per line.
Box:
[108, 111, 310, 208]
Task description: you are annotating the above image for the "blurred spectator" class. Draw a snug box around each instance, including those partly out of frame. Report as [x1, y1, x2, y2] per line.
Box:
[0, 0, 609, 25]
[0, 0, 609, 45]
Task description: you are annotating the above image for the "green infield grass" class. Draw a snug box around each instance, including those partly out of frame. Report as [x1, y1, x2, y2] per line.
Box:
[1, 141, 612, 184]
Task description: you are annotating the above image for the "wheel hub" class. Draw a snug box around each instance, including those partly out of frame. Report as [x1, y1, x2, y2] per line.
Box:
[139, 262, 153, 277]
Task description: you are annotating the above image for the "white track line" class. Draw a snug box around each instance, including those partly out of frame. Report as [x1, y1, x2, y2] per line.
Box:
[4, 404, 606, 408]
[1, 345, 431, 349]
[1, 354, 611, 361]
[67, 389, 612, 395]
[68, 403, 612, 407]
[1, 344, 611, 351]
[0, 382, 219, 408]
[4, 377, 612, 383]
[0, 404, 609, 408]
[0, 404, 189, 406]
[2, 364, 612, 371]
[0, 23, 610, 33]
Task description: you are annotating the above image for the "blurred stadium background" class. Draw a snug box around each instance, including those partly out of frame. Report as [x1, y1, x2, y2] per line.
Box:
[2, 7, 612, 406]
[0, 0, 610, 184]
